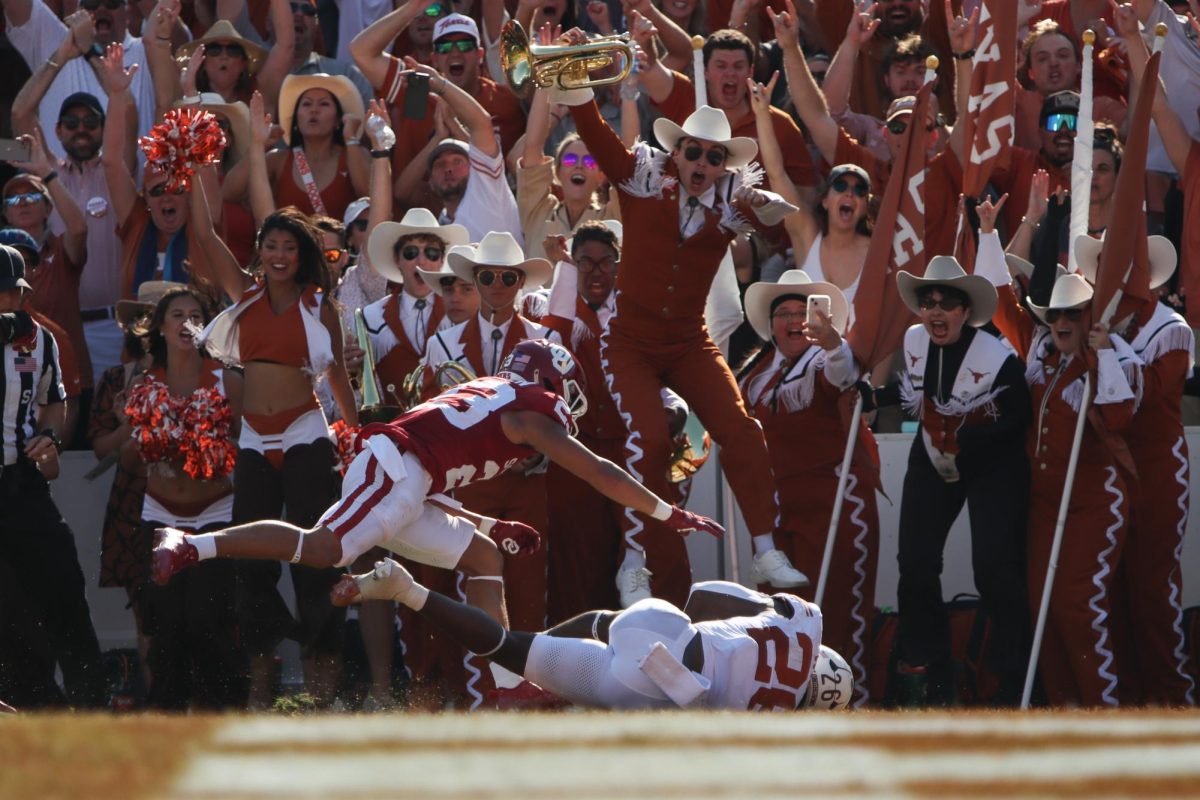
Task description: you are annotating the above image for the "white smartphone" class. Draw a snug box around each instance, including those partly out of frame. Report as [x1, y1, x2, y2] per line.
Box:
[807, 294, 831, 325]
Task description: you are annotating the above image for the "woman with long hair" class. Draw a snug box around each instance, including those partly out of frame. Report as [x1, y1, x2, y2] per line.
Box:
[191, 169, 358, 707]
[127, 285, 246, 709]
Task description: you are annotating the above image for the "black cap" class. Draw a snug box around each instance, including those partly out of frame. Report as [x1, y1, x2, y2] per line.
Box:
[0, 244, 31, 292]
[58, 92, 105, 121]
[1040, 90, 1080, 121]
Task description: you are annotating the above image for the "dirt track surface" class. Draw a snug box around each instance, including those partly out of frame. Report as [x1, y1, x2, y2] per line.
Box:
[4, 710, 1200, 798]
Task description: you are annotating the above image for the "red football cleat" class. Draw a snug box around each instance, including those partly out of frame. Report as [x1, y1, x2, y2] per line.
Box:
[486, 680, 570, 711]
[151, 527, 199, 586]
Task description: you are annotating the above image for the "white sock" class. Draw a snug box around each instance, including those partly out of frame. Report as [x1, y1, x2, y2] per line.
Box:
[621, 548, 646, 571]
[752, 534, 775, 556]
[489, 662, 523, 689]
[190, 534, 218, 561]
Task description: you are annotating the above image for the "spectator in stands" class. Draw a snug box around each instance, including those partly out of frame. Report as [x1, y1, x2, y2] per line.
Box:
[280, 0, 374, 107]
[333, 197, 388, 336]
[172, 15, 287, 109]
[0, 243, 105, 709]
[654, 0, 707, 36]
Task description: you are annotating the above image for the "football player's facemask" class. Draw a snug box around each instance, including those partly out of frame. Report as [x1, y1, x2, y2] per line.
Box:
[498, 338, 589, 434]
[804, 645, 853, 710]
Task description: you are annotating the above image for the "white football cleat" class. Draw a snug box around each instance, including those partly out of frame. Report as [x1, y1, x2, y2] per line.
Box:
[356, 557, 426, 608]
[751, 549, 810, 588]
[616, 564, 653, 608]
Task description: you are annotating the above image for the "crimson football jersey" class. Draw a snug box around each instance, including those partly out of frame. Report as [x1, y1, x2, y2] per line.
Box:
[362, 376, 572, 494]
[696, 596, 825, 711]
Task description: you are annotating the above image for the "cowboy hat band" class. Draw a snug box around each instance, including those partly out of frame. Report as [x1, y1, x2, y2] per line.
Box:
[652, 106, 758, 170]
[896, 255, 998, 327]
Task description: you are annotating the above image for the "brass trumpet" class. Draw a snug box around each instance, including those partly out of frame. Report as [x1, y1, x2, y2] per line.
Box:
[354, 309, 403, 424]
[500, 20, 634, 99]
[399, 360, 479, 409]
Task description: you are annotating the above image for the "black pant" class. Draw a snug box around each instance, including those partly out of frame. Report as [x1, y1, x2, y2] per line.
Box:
[232, 442, 345, 659]
[140, 521, 248, 710]
[0, 461, 105, 708]
[896, 442, 1031, 679]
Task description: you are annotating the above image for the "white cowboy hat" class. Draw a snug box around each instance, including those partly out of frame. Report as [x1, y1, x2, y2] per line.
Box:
[366, 208, 470, 285]
[115, 280, 188, 328]
[1073, 234, 1177, 291]
[278, 73, 365, 145]
[896, 255, 998, 327]
[652, 105, 758, 170]
[176, 20, 268, 75]
[1028, 272, 1094, 324]
[415, 245, 474, 297]
[448, 231, 553, 288]
[744, 269, 849, 340]
[175, 93, 250, 166]
[1004, 253, 1067, 284]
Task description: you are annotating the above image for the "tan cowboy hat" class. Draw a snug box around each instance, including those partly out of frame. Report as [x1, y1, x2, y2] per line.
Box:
[278, 73, 365, 145]
[1028, 272, 1094, 325]
[366, 208, 470, 285]
[174, 93, 250, 166]
[652, 105, 758, 170]
[176, 20, 268, 75]
[116, 280, 187, 328]
[744, 269, 849, 340]
[415, 245, 474, 297]
[1073, 234, 1177, 291]
[897, 255, 998, 327]
[448, 231, 553, 288]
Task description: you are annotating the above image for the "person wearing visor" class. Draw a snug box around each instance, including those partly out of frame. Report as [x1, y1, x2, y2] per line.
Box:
[865, 257, 1033, 707]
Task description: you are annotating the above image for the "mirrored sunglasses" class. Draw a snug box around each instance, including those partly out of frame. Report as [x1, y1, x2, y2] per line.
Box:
[324, 248, 345, 263]
[560, 152, 598, 170]
[476, 268, 520, 287]
[434, 39, 476, 54]
[682, 144, 726, 167]
[402, 245, 444, 262]
[59, 114, 102, 131]
[3, 192, 45, 207]
[1043, 113, 1077, 133]
[1045, 308, 1083, 323]
[424, 2, 446, 15]
[830, 177, 868, 197]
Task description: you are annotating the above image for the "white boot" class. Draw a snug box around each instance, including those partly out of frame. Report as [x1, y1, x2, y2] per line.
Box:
[357, 558, 430, 609]
[751, 549, 810, 588]
[615, 563, 653, 607]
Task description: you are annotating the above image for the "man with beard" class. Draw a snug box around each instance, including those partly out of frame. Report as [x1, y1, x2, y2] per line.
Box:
[11, 85, 129, 380]
[988, 90, 1078, 234]
[2, 0, 159, 159]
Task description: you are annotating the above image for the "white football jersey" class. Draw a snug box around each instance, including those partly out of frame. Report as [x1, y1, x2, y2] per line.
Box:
[696, 596, 824, 711]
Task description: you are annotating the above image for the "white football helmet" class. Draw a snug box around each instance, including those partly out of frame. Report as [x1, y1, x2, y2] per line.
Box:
[805, 645, 853, 710]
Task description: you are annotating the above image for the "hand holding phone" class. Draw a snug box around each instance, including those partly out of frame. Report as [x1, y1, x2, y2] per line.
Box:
[0, 139, 33, 164]
[806, 294, 831, 326]
[404, 73, 430, 120]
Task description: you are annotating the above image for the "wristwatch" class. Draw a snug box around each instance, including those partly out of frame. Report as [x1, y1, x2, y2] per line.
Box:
[38, 428, 64, 454]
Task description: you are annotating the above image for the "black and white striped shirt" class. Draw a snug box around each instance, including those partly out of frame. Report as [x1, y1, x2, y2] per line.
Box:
[2, 323, 65, 466]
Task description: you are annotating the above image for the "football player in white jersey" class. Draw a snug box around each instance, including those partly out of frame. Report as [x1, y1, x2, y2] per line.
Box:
[331, 561, 854, 711]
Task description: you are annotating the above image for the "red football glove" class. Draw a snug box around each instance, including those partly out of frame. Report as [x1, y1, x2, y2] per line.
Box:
[665, 506, 725, 538]
[487, 519, 542, 556]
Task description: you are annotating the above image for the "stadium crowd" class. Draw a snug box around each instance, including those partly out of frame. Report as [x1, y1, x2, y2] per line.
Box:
[1, 0, 1198, 712]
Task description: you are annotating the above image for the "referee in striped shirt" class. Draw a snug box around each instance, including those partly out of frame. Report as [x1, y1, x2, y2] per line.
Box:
[0, 244, 103, 708]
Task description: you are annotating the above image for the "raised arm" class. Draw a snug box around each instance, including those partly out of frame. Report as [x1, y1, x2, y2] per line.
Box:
[14, 129, 86, 266]
[394, 105, 448, 206]
[946, 0, 978, 161]
[364, 98, 394, 237]
[11, 11, 90, 136]
[348, 0, 439, 90]
[822, 10, 876, 116]
[770, 0, 838, 164]
[146, 0, 184, 120]
[626, 0, 692, 68]
[98, 44, 141, 227]
[748, 74, 814, 258]
[627, 11, 676, 103]
[246, 90, 278, 226]
[255, 0, 295, 116]
[190, 164, 255, 301]
[407, 57, 500, 157]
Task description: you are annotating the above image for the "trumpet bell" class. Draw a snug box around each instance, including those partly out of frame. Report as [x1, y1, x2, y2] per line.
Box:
[500, 20, 633, 100]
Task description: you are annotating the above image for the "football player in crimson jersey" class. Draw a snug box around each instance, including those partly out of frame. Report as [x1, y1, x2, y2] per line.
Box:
[152, 339, 723, 635]
[333, 561, 854, 711]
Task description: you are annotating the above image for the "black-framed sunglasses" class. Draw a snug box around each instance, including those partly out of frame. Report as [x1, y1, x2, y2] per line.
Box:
[434, 39, 476, 54]
[349, 218, 369, 232]
[886, 118, 936, 136]
[439, 276, 458, 289]
[80, 0, 124, 10]
[830, 177, 868, 197]
[475, 268, 520, 287]
[289, 1, 318, 15]
[682, 144, 727, 167]
[576, 255, 617, 273]
[59, 113, 102, 131]
[401, 245, 444, 262]
[917, 293, 965, 312]
[147, 182, 187, 198]
[205, 42, 247, 59]
[1045, 308, 1084, 323]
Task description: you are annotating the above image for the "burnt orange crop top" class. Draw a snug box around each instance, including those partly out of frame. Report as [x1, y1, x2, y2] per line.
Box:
[238, 288, 313, 367]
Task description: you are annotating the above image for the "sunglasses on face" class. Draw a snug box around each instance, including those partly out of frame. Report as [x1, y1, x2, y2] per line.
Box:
[434, 39, 476, 54]
[560, 152, 598, 170]
[80, 0, 124, 10]
[917, 293, 965, 312]
[886, 117, 935, 136]
[1045, 308, 1084, 323]
[402, 245, 444, 262]
[59, 113, 102, 131]
[439, 276, 458, 289]
[3, 192, 44, 207]
[147, 182, 187, 198]
[205, 42, 247, 59]
[475, 268, 520, 287]
[682, 144, 727, 167]
[1043, 113, 1077, 133]
[289, 1, 317, 15]
[576, 255, 617, 273]
[324, 248, 345, 263]
[830, 177, 868, 197]
[349, 218, 368, 232]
